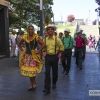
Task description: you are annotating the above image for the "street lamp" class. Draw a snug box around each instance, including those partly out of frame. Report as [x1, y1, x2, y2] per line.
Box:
[61, 14, 63, 25]
[40, 0, 43, 36]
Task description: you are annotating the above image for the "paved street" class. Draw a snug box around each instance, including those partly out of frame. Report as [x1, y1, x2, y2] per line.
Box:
[0, 53, 100, 100]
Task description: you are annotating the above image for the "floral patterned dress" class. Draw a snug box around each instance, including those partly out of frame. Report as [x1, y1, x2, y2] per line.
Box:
[19, 34, 43, 77]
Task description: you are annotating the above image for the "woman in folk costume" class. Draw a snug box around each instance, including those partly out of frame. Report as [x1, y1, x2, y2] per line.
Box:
[88, 35, 93, 51]
[18, 25, 45, 91]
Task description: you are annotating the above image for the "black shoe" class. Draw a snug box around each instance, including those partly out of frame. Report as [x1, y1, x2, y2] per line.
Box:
[52, 84, 56, 89]
[73, 55, 75, 58]
[28, 87, 33, 91]
[79, 66, 82, 70]
[33, 87, 36, 91]
[77, 65, 79, 68]
[65, 72, 68, 75]
[62, 70, 65, 74]
[43, 89, 50, 94]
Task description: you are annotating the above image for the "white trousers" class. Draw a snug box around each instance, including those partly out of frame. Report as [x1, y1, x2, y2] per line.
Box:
[10, 44, 16, 57]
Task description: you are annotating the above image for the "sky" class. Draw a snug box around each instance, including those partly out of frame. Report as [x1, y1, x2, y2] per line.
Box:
[52, 0, 98, 22]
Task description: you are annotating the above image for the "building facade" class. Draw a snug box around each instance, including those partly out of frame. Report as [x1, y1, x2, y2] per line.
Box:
[0, 0, 10, 58]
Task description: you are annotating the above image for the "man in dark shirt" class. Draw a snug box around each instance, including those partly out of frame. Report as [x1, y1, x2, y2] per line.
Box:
[75, 30, 85, 70]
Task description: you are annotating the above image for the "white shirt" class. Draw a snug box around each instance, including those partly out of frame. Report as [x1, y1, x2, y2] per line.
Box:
[9, 34, 16, 44]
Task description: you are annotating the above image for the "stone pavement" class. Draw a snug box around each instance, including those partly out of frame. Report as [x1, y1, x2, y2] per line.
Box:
[86, 46, 98, 53]
[0, 53, 100, 100]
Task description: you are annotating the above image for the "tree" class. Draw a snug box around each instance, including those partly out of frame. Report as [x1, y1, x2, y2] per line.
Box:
[9, 0, 53, 29]
[95, 0, 100, 5]
[44, 16, 52, 26]
[67, 15, 75, 22]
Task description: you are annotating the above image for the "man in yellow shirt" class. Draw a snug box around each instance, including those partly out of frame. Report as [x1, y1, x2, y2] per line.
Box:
[43, 24, 64, 94]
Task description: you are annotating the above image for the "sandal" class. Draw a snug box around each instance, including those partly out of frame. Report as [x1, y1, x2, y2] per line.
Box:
[28, 86, 33, 91]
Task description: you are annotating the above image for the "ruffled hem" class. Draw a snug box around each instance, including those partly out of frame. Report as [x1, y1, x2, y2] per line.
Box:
[20, 65, 42, 77]
[19, 50, 43, 77]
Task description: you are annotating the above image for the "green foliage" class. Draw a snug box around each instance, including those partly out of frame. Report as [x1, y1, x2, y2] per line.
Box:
[9, 0, 53, 29]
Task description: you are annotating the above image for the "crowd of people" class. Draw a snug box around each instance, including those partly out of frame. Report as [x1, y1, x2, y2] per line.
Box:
[9, 24, 100, 94]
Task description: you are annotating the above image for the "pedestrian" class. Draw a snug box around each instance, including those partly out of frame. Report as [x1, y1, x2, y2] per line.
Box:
[88, 35, 93, 51]
[54, 31, 57, 36]
[17, 31, 25, 62]
[75, 30, 85, 70]
[42, 31, 48, 74]
[18, 25, 45, 91]
[61, 28, 76, 75]
[42, 31, 48, 65]
[9, 30, 16, 57]
[72, 34, 77, 58]
[43, 24, 64, 94]
[58, 32, 63, 65]
[81, 32, 88, 61]
[58, 32, 63, 39]
[37, 30, 43, 50]
[92, 36, 96, 49]
[96, 37, 100, 61]
[77, 29, 88, 61]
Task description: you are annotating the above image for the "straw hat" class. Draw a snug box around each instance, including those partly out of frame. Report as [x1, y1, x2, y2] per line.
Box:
[64, 28, 70, 33]
[46, 24, 56, 31]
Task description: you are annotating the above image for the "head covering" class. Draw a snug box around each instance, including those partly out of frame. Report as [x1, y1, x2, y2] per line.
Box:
[76, 30, 82, 34]
[64, 28, 70, 33]
[82, 32, 86, 36]
[46, 24, 56, 31]
[77, 29, 83, 33]
[79, 28, 83, 31]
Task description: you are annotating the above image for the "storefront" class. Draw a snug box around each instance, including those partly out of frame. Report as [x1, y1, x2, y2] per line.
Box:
[0, 0, 10, 59]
